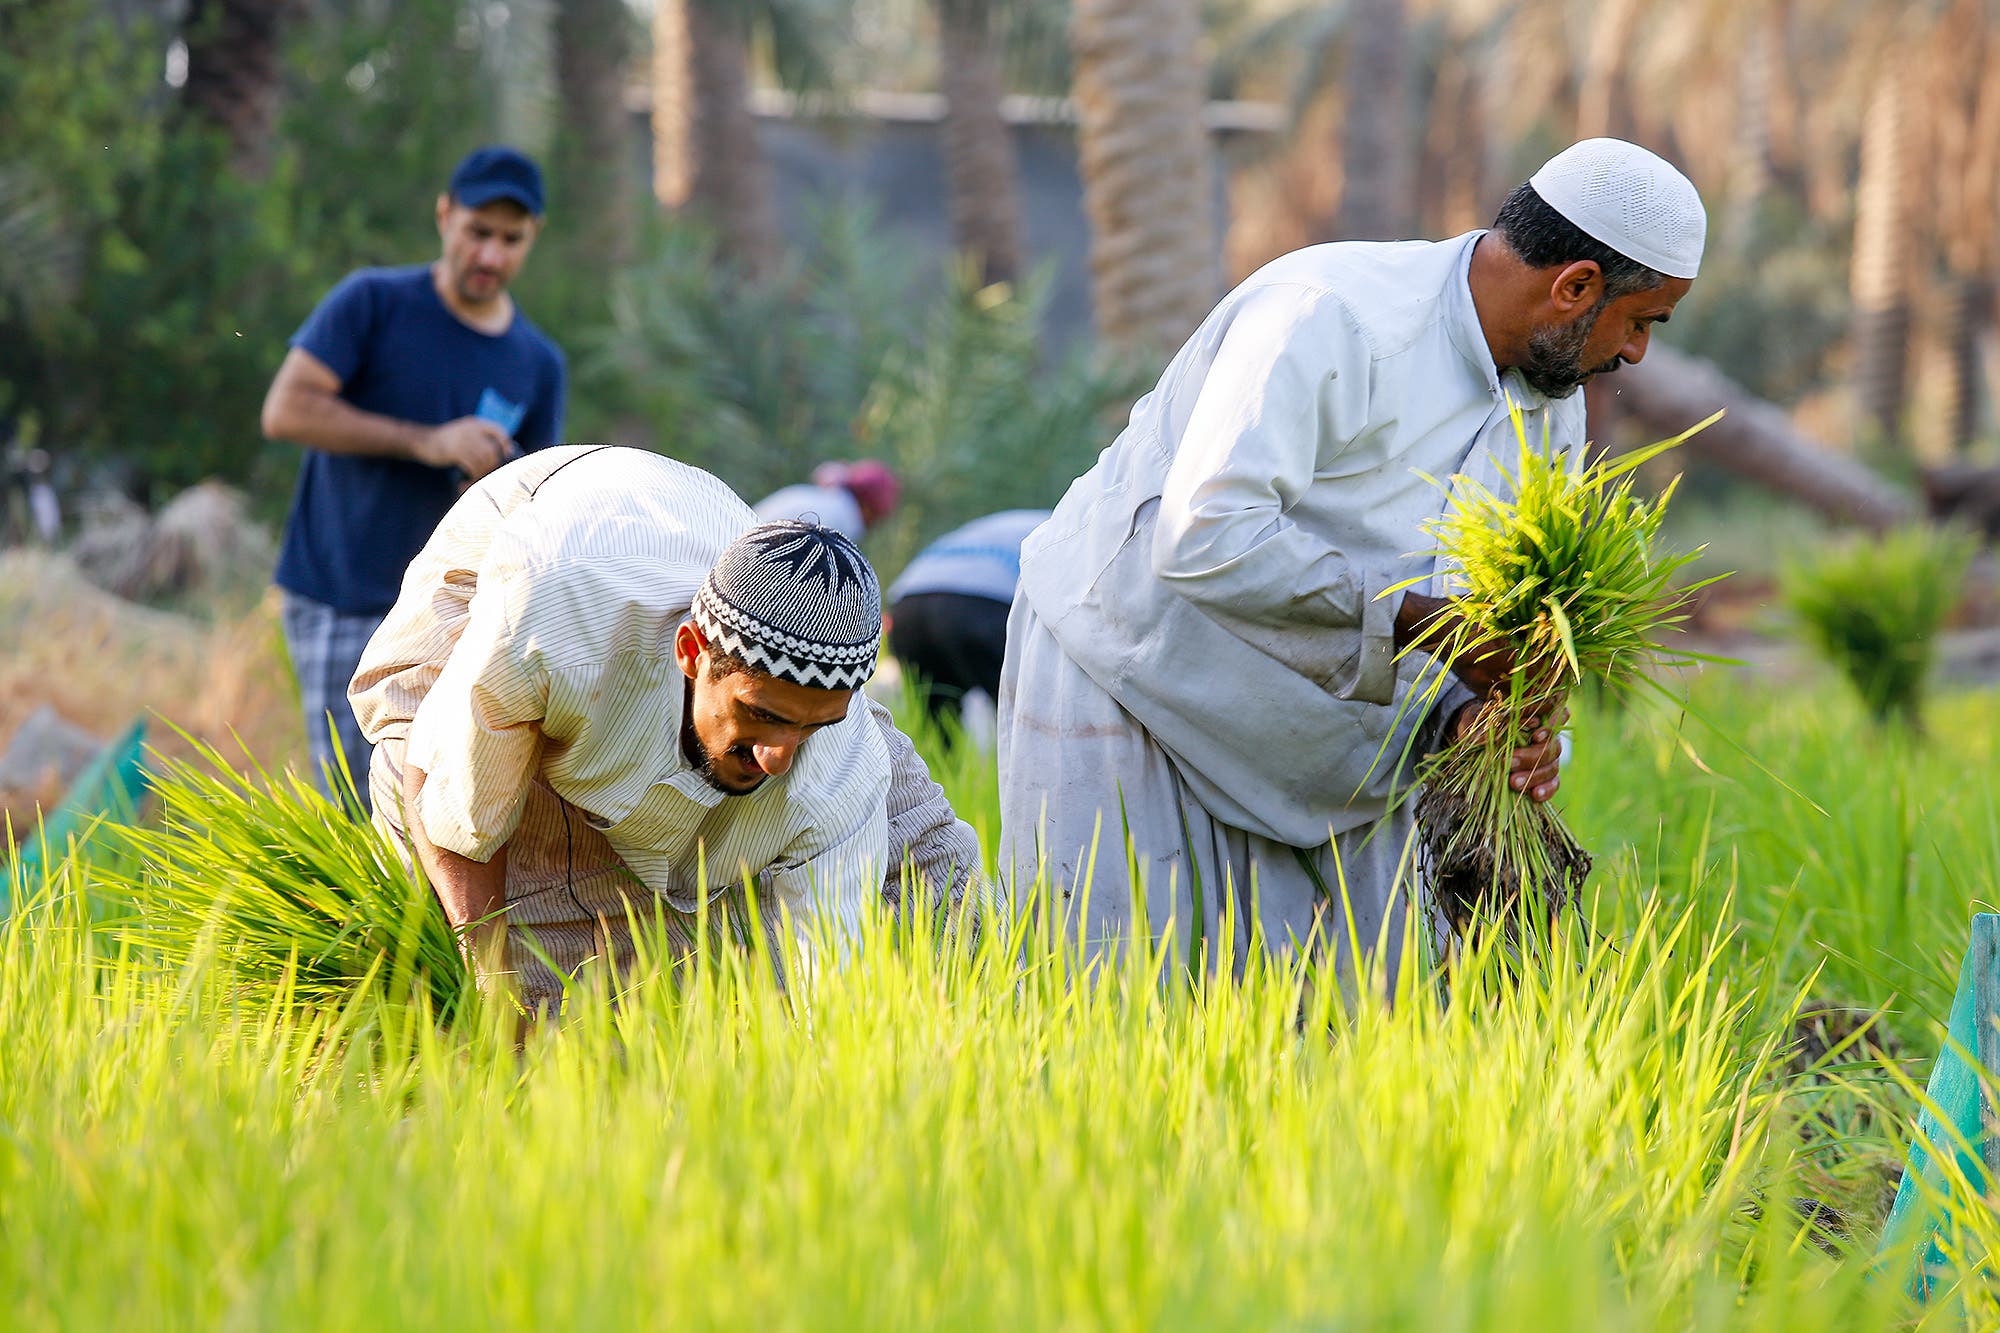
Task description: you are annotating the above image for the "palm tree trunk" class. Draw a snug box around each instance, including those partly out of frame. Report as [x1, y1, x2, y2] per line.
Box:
[1720, 13, 1773, 249]
[555, 0, 636, 266]
[653, 0, 780, 280]
[1337, 0, 1410, 240]
[1932, 0, 2000, 456]
[1849, 67, 1917, 450]
[487, 0, 556, 156]
[936, 0, 1024, 286]
[1416, 52, 1486, 237]
[1575, 0, 1643, 141]
[1759, 0, 1803, 190]
[1939, 277, 1990, 454]
[1620, 344, 1916, 531]
[1069, 0, 1216, 356]
[179, 0, 292, 178]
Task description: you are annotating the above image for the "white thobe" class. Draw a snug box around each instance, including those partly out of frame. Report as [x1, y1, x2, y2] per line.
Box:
[998, 230, 1587, 975]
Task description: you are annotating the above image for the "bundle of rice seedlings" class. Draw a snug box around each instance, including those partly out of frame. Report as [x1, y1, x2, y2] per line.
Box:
[99, 740, 469, 1017]
[1391, 405, 1722, 931]
[1781, 525, 1977, 732]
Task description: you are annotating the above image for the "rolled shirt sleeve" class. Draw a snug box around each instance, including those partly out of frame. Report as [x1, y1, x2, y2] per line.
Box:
[1150, 284, 1401, 704]
[402, 540, 546, 861]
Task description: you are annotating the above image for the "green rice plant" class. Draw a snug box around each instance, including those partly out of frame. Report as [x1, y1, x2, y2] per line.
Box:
[1781, 524, 1978, 732]
[98, 739, 469, 1018]
[10, 672, 2000, 1326]
[94, 678, 986, 1028]
[0, 811, 1915, 1329]
[1388, 404, 1724, 930]
[1568, 668, 2000, 1025]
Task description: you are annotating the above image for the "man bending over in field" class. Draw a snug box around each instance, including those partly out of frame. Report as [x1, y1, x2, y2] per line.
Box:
[999, 138, 1706, 981]
[350, 445, 978, 1011]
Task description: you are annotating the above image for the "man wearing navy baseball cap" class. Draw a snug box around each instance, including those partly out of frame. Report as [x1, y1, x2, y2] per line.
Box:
[260, 145, 568, 811]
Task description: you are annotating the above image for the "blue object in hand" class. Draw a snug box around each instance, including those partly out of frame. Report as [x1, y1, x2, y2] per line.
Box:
[476, 386, 526, 439]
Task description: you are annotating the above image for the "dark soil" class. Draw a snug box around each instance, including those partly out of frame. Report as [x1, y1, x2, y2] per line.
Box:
[1415, 783, 1593, 932]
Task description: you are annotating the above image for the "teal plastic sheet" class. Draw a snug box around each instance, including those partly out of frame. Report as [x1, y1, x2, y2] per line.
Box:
[3, 718, 149, 914]
[1879, 913, 2000, 1299]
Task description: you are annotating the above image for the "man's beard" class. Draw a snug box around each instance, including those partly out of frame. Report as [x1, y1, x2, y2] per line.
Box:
[680, 681, 765, 795]
[455, 266, 505, 306]
[1519, 297, 1623, 399]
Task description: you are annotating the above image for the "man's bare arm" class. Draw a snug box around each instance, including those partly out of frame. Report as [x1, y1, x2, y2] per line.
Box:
[259, 347, 514, 479]
[1402, 591, 1568, 804]
[401, 758, 511, 977]
[1395, 590, 1542, 701]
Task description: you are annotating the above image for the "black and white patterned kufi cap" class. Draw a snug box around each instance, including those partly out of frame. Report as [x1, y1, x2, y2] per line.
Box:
[692, 521, 882, 690]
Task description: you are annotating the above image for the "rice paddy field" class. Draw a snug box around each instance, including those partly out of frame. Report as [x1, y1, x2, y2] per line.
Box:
[5, 667, 2000, 1330]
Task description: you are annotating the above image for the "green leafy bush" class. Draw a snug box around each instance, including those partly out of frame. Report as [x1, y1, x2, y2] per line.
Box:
[0, 0, 499, 498]
[1782, 524, 1978, 731]
[5, 3, 1125, 539]
[578, 206, 1143, 576]
[581, 208, 915, 501]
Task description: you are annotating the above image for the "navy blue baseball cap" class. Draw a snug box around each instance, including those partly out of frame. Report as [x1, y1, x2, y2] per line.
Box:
[447, 145, 546, 215]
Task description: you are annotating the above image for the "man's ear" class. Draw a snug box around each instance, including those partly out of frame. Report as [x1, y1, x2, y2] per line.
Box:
[435, 193, 454, 235]
[1548, 260, 1603, 317]
[674, 621, 706, 682]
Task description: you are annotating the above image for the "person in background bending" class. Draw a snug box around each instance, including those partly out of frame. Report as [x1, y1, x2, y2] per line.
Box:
[753, 460, 900, 543]
[260, 145, 567, 811]
[888, 509, 1048, 732]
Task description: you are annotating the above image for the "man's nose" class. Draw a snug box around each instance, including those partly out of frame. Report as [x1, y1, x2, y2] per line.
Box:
[752, 740, 798, 776]
[1620, 325, 1652, 365]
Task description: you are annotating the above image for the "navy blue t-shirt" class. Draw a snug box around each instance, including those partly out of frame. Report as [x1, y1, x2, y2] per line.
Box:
[273, 264, 567, 613]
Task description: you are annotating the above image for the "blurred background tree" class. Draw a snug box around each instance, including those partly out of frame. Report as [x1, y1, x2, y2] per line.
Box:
[6, 0, 2000, 571]
[650, 0, 845, 280]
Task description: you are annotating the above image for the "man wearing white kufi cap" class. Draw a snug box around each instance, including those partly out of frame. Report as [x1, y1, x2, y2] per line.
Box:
[998, 138, 1705, 979]
[350, 445, 982, 1011]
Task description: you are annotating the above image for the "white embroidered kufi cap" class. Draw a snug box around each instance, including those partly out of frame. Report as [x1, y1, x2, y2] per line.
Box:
[693, 521, 882, 691]
[1529, 138, 1707, 280]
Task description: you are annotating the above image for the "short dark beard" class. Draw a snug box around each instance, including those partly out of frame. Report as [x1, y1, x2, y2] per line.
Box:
[680, 677, 764, 795]
[455, 272, 504, 307]
[1518, 295, 1623, 399]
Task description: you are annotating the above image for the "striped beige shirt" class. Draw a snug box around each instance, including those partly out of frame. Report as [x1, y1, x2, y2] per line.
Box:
[350, 445, 891, 932]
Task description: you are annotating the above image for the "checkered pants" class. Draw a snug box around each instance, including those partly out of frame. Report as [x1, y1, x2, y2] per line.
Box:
[280, 590, 386, 814]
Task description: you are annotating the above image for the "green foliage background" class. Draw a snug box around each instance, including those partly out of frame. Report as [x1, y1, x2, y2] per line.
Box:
[0, 0, 494, 498]
[0, 0, 1132, 565]
[1782, 524, 1979, 731]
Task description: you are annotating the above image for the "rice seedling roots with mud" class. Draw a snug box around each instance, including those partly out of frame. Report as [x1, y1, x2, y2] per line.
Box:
[1414, 691, 1592, 930]
[1415, 772, 1591, 933]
